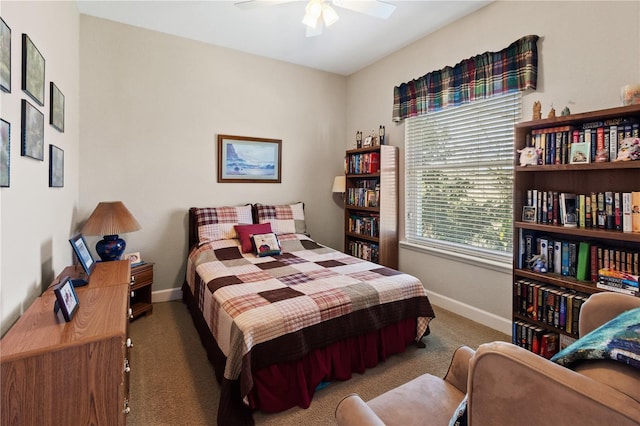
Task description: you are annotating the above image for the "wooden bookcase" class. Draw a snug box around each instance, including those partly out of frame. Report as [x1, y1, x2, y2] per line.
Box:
[0, 260, 132, 425]
[512, 104, 640, 356]
[344, 144, 398, 269]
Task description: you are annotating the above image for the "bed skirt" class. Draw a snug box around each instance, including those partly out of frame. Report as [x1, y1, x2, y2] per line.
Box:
[181, 282, 427, 425]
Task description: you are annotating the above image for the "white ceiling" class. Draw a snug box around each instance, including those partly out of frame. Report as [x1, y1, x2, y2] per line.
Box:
[76, 0, 492, 76]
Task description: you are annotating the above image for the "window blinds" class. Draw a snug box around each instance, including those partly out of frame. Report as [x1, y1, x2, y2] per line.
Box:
[405, 92, 521, 260]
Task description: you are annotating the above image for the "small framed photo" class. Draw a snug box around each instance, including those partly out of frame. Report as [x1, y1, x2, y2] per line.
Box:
[21, 33, 45, 106]
[50, 82, 64, 132]
[522, 205, 537, 223]
[1, 118, 9, 187]
[21, 99, 44, 160]
[363, 136, 372, 147]
[123, 252, 142, 266]
[0, 17, 11, 93]
[54, 278, 79, 322]
[570, 142, 590, 164]
[49, 144, 63, 187]
[69, 234, 96, 278]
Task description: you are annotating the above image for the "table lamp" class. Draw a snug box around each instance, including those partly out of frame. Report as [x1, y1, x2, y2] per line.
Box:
[332, 175, 346, 200]
[82, 201, 141, 261]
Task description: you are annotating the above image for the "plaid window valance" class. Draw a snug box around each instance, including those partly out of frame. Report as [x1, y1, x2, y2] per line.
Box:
[392, 35, 539, 122]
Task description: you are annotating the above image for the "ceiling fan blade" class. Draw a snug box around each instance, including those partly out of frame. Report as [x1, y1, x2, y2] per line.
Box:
[331, 0, 396, 19]
[234, 0, 296, 10]
[306, 21, 324, 37]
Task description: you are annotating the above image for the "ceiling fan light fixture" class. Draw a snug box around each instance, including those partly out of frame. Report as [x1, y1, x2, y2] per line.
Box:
[322, 4, 339, 27]
[303, 0, 323, 28]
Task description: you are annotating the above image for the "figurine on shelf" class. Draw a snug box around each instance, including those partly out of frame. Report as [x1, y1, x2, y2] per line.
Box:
[561, 106, 571, 116]
[528, 254, 547, 273]
[379, 125, 386, 145]
[614, 137, 640, 161]
[547, 106, 556, 119]
[532, 101, 541, 120]
[356, 131, 362, 148]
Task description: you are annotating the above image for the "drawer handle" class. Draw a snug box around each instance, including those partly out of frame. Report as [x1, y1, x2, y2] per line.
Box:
[130, 275, 135, 285]
[126, 338, 133, 348]
[128, 308, 133, 319]
[131, 290, 135, 298]
[124, 358, 131, 373]
[123, 398, 131, 415]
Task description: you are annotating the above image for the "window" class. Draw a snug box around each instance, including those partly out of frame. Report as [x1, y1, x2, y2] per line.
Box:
[404, 92, 521, 264]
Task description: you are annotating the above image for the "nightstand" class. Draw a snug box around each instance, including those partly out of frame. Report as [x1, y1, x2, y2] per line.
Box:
[130, 262, 154, 320]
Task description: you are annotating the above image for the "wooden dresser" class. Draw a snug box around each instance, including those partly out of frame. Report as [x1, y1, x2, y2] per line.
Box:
[1, 260, 132, 426]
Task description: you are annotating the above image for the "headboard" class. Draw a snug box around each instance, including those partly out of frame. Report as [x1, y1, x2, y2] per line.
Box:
[188, 207, 198, 250]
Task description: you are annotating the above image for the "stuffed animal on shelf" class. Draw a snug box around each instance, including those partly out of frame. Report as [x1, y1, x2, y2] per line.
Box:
[614, 137, 640, 161]
[517, 146, 540, 166]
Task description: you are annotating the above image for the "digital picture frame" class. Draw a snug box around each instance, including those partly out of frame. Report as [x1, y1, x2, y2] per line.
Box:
[69, 234, 95, 286]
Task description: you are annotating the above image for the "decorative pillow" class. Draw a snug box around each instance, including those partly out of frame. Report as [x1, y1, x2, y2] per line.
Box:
[251, 232, 282, 257]
[253, 202, 307, 235]
[193, 205, 253, 245]
[448, 394, 468, 426]
[234, 223, 273, 253]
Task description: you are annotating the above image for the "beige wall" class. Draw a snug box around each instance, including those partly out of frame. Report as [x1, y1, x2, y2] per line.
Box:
[346, 0, 640, 333]
[1, 1, 80, 335]
[78, 16, 348, 300]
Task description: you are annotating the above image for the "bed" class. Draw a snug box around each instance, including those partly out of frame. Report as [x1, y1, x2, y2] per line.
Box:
[182, 203, 435, 425]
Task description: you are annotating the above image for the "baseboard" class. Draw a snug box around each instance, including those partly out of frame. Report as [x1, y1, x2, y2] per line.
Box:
[152, 287, 183, 303]
[427, 291, 512, 336]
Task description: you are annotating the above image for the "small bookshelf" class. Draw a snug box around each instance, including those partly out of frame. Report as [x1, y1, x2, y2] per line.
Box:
[344, 145, 398, 268]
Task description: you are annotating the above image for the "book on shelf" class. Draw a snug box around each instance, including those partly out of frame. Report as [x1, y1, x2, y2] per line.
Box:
[623, 192, 633, 232]
[633, 191, 640, 233]
[576, 241, 590, 281]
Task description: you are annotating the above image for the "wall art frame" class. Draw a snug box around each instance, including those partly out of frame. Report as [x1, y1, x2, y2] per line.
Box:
[217, 134, 282, 183]
[49, 144, 63, 187]
[21, 33, 45, 106]
[1, 118, 9, 187]
[21, 99, 44, 160]
[50, 82, 64, 132]
[0, 17, 10, 93]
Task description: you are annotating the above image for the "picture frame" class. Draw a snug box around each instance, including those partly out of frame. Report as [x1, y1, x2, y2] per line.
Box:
[570, 142, 590, 164]
[50, 82, 64, 132]
[21, 99, 44, 160]
[522, 205, 537, 223]
[0, 17, 10, 93]
[1, 118, 9, 187]
[54, 278, 79, 322]
[69, 234, 96, 278]
[21, 33, 45, 106]
[218, 134, 282, 183]
[123, 252, 143, 266]
[363, 136, 372, 147]
[49, 144, 63, 187]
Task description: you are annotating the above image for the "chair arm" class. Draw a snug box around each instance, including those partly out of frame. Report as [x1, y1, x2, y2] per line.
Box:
[443, 345, 474, 393]
[335, 394, 385, 426]
[579, 292, 640, 336]
[467, 342, 640, 426]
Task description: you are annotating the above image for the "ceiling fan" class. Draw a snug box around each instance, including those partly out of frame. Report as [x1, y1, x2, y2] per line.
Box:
[234, 0, 397, 37]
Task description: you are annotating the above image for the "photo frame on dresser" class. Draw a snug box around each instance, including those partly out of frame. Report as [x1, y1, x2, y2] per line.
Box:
[54, 278, 79, 322]
[69, 234, 96, 280]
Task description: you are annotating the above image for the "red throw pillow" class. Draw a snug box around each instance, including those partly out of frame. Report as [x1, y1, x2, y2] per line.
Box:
[234, 223, 273, 253]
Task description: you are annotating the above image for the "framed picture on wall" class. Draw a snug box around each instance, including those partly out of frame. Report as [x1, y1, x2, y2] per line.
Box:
[50, 82, 64, 132]
[21, 33, 45, 106]
[1, 118, 9, 187]
[21, 99, 44, 160]
[0, 17, 11, 93]
[49, 144, 63, 187]
[217, 134, 282, 183]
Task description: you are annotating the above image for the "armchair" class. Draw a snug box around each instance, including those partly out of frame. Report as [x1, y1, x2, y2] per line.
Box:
[335, 292, 640, 426]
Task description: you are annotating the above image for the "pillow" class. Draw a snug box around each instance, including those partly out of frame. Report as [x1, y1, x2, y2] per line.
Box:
[251, 232, 282, 257]
[253, 202, 307, 235]
[234, 223, 273, 253]
[193, 205, 253, 245]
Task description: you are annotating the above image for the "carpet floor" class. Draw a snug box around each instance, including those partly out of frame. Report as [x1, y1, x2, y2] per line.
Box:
[127, 300, 509, 425]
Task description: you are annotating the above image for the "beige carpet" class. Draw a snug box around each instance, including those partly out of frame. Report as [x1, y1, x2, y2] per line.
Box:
[127, 301, 509, 425]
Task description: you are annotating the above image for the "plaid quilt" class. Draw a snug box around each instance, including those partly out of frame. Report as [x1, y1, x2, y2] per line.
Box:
[186, 233, 434, 400]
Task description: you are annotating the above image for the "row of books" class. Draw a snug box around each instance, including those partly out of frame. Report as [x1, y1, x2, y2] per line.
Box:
[525, 189, 640, 233]
[347, 185, 380, 208]
[346, 240, 379, 263]
[347, 213, 379, 238]
[512, 321, 560, 359]
[514, 278, 589, 335]
[346, 152, 380, 175]
[520, 231, 640, 277]
[526, 116, 639, 165]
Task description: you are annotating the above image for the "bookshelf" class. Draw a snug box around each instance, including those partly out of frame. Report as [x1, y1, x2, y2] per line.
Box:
[344, 144, 398, 269]
[512, 104, 640, 358]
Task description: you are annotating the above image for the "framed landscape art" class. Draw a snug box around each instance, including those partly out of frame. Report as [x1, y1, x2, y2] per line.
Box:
[0, 17, 10, 93]
[217, 134, 282, 183]
[21, 99, 44, 160]
[21, 33, 45, 106]
[1, 118, 9, 187]
[49, 144, 63, 187]
[50, 82, 64, 132]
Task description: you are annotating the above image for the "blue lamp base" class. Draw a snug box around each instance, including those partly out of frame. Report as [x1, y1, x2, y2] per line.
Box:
[96, 235, 127, 261]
